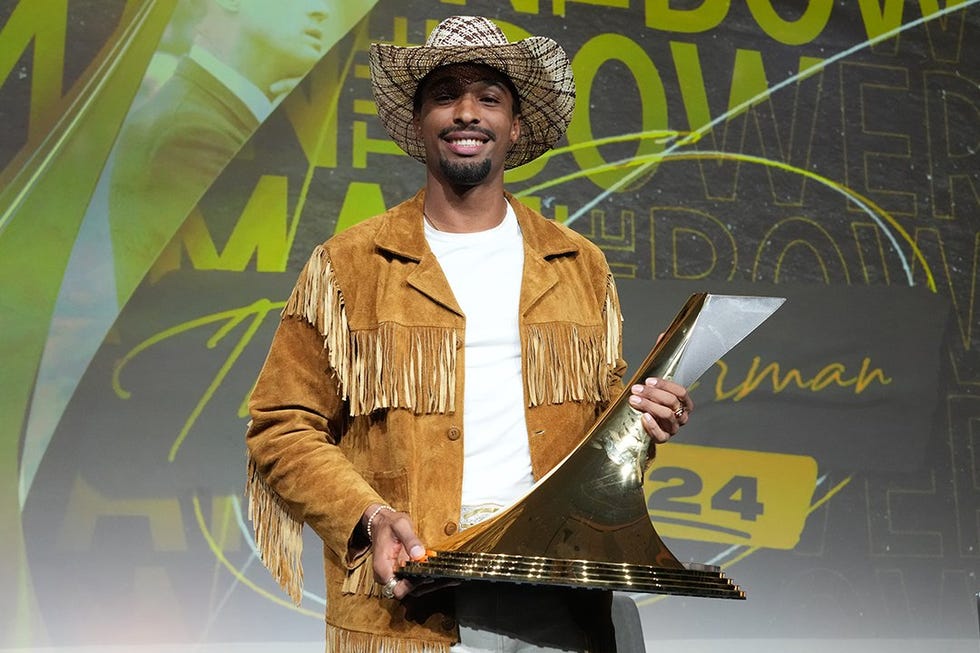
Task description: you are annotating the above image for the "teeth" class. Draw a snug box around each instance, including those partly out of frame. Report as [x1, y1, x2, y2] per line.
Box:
[450, 138, 483, 147]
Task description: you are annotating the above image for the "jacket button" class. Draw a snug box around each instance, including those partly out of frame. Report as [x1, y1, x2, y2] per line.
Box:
[447, 426, 461, 441]
[444, 521, 458, 536]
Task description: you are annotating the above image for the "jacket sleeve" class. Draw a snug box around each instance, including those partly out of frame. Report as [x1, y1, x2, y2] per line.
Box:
[245, 308, 384, 604]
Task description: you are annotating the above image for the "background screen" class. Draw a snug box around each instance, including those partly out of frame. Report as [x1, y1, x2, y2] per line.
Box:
[1, 1, 978, 651]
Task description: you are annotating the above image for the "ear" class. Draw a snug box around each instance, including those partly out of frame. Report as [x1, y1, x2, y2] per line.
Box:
[509, 114, 521, 145]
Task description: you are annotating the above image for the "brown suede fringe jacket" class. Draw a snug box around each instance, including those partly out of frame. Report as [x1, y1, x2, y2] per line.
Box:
[245, 190, 627, 652]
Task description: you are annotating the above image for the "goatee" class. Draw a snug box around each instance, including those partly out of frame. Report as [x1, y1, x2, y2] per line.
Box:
[440, 157, 492, 186]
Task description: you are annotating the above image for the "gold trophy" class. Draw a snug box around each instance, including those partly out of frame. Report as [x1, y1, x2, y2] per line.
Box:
[399, 293, 785, 599]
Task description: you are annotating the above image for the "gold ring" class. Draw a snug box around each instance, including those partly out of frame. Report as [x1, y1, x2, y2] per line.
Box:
[673, 406, 685, 419]
[381, 576, 398, 600]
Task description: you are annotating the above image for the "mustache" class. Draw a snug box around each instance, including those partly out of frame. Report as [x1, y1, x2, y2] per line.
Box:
[439, 125, 496, 141]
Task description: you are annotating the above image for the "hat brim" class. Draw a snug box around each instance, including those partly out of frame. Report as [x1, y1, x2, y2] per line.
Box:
[370, 37, 575, 169]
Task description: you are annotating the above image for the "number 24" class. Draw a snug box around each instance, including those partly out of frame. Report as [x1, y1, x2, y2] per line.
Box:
[647, 467, 764, 521]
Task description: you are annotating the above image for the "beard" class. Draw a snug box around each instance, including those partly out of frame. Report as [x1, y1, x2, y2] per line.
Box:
[439, 157, 493, 186]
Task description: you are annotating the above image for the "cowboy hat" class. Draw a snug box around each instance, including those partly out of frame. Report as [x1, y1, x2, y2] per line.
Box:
[369, 15, 575, 169]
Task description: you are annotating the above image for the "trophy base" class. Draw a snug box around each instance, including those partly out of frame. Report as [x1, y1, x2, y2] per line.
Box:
[398, 551, 745, 599]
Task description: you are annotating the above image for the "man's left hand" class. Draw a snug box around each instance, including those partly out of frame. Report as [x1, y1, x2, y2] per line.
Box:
[628, 377, 692, 443]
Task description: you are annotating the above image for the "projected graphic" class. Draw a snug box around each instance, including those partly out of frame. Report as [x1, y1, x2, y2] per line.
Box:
[1, 0, 977, 649]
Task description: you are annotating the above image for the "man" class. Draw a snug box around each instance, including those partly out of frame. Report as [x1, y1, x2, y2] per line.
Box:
[245, 15, 693, 652]
[109, 0, 330, 304]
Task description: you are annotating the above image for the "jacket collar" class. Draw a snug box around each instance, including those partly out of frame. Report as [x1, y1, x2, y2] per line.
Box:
[373, 188, 581, 317]
[373, 188, 580, 261]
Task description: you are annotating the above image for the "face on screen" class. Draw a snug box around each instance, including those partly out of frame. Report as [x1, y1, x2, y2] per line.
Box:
[236, 0, 330, 77]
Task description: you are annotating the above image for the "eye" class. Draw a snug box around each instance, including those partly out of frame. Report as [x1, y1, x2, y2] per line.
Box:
[424, 82, 458, 104]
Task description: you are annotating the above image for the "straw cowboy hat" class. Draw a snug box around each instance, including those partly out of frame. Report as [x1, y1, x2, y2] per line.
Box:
[369, 15, 576, 169]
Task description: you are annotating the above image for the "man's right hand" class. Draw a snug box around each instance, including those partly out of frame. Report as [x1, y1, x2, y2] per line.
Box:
[363, 503, 427, 600]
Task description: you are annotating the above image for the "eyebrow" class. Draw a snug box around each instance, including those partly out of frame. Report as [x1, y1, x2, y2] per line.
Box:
[424, 77, 508, 93]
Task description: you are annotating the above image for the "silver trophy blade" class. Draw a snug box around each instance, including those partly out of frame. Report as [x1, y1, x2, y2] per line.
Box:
[668, 294, 786, 386]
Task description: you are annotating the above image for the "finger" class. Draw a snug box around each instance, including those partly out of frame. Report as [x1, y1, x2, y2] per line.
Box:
[640, 410, 675, 444]
[386, 513, 427, 561]
[373, 544, 402, 584]
[628, 386, 680, 422]
[630, 380, 694, 422]
[630, 392, 685, 443]
[658, 377, 694, 414]
[391, 576, 417, 600]
[640, 377, 693, 411]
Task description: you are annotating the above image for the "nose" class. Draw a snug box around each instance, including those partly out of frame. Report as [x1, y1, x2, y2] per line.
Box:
[453, 93, 480, 125]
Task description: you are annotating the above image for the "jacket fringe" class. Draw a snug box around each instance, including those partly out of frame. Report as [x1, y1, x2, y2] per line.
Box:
[523, 274, 622, 407]
[246, 452, 304, 605]
[523, 322, 607, 406]
[283, 245, 457, 416]
[326, 624, 451, 652]
[604, 273, 623, 371]
[341, 554, 382, 597]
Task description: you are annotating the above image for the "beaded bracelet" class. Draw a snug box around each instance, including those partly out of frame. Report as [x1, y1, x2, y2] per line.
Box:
[366, 504, 395, 542]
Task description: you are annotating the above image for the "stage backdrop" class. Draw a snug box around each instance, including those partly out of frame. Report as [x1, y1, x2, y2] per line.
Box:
[1, 1, 978, 651]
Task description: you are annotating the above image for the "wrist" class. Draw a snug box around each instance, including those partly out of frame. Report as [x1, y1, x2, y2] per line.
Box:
[364, 504, 395, 542]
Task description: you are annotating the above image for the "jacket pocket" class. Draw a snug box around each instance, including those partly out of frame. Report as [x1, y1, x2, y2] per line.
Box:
[362, 467, 411, 514]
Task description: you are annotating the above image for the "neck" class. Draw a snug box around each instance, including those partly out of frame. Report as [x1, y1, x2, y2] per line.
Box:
[232, 47, 281, 100]
[199, 37, 288, 101]
[423, 175, 509, 233]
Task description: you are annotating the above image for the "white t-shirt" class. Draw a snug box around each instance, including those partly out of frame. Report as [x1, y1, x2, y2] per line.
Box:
[424, 202, 534, 527]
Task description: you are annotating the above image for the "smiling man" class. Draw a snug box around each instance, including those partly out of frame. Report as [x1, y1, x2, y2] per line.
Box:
[245, 15, 693, 652]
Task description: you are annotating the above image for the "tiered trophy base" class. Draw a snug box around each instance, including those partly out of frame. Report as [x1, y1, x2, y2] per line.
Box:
[400, 551, 745, 599]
